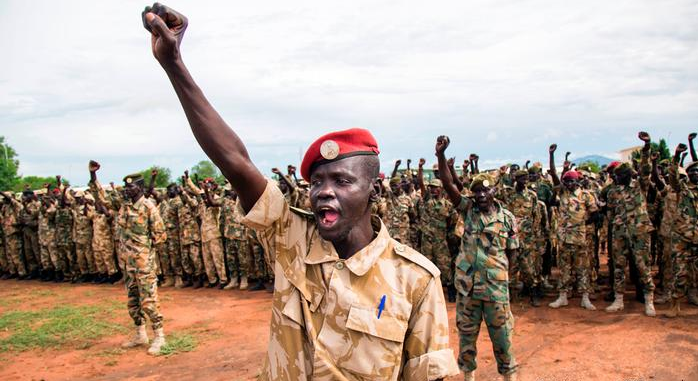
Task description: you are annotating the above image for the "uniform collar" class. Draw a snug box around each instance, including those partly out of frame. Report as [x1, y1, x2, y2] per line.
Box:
[305, 216, 389, 277]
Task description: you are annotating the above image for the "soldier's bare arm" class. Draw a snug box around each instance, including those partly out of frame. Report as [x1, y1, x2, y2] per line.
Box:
[638, 131, 652, 192]
[670, 144, 687, 191]
[142, 3, 265, 212]
[447, 157, 464, 192]
[435, 136, 462, 206]
[689, 132, 697, 162]
[548, 144, 560, 186]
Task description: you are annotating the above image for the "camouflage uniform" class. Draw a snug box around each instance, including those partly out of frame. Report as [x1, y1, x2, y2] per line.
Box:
[221, 197, 252, 280]
[454, 196, 519, 376]
[498, 186, 540, 289]
[657, 189, 677, 295]
[419, 194, 457, 286]
[38, 201, 59, 272]
[155, 198, 172, 277]
[178, 192, 204, 277]
[241, 181, 459, 380]
[669, 165, 698, 300]
[55, 205, 74, 276]
[385, 191, 412, 245]
[554, 186, 598, 294]
[164, 196, 184, 277]
[72, 203, 95, 275]
[116, 195, 167, 330]
[20, 199, 41, 273]
[1, 198, 27, 276]
[88, 206, 117, 276]
[198, 195, 227, 284]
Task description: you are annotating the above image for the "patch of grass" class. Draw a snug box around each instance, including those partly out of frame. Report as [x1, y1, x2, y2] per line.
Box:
[32, 290, 58, 298]
[104, 359, 118, 367]
[0, 304, 126, 353]
[158, 332, 197, 356]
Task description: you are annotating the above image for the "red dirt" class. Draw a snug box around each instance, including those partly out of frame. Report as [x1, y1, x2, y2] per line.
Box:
[1, 280, 697, 381]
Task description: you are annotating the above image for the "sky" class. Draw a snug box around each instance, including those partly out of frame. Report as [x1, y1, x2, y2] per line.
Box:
[1, 0, 697, 186]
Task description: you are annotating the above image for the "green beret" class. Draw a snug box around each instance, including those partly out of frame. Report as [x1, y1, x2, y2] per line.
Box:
[470, 173, 494, 191]
[528, 166, 541, 174]
[614, 163, 634, 176]
[428, 178, 442, 187]
[123, 173, 144, 185]
[389, 177, 401, 185]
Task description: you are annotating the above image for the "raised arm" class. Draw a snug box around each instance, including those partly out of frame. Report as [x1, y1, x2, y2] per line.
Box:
[391, 160, 401, 180]
[638, 131, 652, 192]
[435, 136, 462, 206]
[689, 132, 697, 162]
[549, 144, 560, 186]
[447, 157, 464, 192]
[670, 144, 687, 191]
[650, 151, 665, 192]
[417, 158, 427, 198]
[142, 3, 265, 212]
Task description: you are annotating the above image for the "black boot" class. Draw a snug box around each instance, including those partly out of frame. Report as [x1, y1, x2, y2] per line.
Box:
[530, 286, 542, 307]
[0, 272, 10, 280]
[604, 291, 615, 302]
[447, 285, 457, 303]
[55, 271, 64, 283]
[249, 279, 266, 291]
[182, 274, 193, 288]
[192, 275, 202, 289]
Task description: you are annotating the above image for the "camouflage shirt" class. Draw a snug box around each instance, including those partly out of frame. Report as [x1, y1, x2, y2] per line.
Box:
[72, 204, 93, 245]
[116, 196, 167, 257]
[454, 197, 519, 303]
[178, 193, 201, 245]
[1, 197, 22, 236]
[199, 195, 222, 242]
[602, 181, 654, 235]
[673, 178, 698, 244]
[241, 180, 459, 381]
[418, 195, 456, 240]
[554, 187, 598, 246]
[54, 206, 74, 247]
[38, 202, 57, 245]
[385, 192, 412, 240]
[220, 197, 247, 240]
[19, 200, 40, 232]
[497, 186, 539, 243]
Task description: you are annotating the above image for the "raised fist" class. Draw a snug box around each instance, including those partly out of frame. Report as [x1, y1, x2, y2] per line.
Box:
[406, 159, 412, 166]
[650, 151, 659, 161]
[435, 136, 450, 155]
[638, 131, 651, 143]
[676, 143, 688, 154]
[690, 133, 697, 141]
[419, 158, 426, 167]
[184, 170, 189, 179]
[89, 160, 101, 172]
[271, 167, 281, 174]
[549, 144, 557, 154]
[151, 168, 159, 177]
[447, 157, 455, 167]
[395, 159, 402, 167]
[142, 3, 188, 64]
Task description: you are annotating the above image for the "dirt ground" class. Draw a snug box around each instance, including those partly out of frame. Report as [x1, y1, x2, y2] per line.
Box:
[1, 278, 698, 381]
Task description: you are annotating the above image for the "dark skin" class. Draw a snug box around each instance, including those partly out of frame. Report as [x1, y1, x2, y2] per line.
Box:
[124, 181, 145, 203]
[689, 132, 697, 162]
[514, 173, 527, 192]
[391, 160, 402, 180]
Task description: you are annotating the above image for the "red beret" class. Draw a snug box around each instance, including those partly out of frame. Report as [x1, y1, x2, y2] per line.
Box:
[606, 161, 621, 172]
[300, 128, 380, 181]
[561, 170, 581, 181]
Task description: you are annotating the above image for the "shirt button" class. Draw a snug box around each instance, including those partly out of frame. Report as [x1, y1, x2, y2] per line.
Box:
[335, 261, 345, 270]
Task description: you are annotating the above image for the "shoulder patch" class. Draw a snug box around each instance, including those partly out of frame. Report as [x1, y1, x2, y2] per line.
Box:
[392, 240, 441, 278]
[290, 206, 315, 219]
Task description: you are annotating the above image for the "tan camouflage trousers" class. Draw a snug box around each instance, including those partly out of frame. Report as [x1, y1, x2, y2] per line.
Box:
[155, 244, 170, 277]
[5, 234, 26, 276]
[422, 234, 453, 286]
[202, 238, 227, 284]
[39, 237, 57, 271]
[659, 234, 673, 293]
[57, 243, 74, 275]
[75, 242, 94, 275]
[586, 227, 598, 286]
[456, 295, 517, 375]
[0, 240, 16, 274]
[224, 238, 252, 279]
[612, 230, 655, 295]
[93, 238, 117, 275]
[557, 243, 591, 294]
[182, 242, 204, 276]
[670, 236, 698, 300]
[22, 229, 40, 272]
[517, 239, 539, 288]
[125, 251, 163, 330]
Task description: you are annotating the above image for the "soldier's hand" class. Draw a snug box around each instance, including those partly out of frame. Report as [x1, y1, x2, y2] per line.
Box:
[406, 159, 412, 166]
[89, 160, 101, 172]
[142, 3, 188, 64]
[184, 170, 189, 179]
[151, 168, 159, 177]
[565, 151, 571, 161]
[435, 135, 450, 155]
[110, 181, 115, 189]
[394, 159, 402, 167]
[287, 165, 295, 175]
[463, 159, 470, 168]
[418, 158, 426, 167]
[638, 131, 651, 143]
[690, 132, 697, 141]
[499, 165, 508, 173]
[447, 157, 455, 167]
[650, 151, 659, 161]
[525, 160, 531, 168]
[271, 167, 281, 174]
[676, 143, 688, 154]
[469, 153, 477, 161]
[56, 175, 62, 183]
[549, 144, 557, 154]
[563, 160, 571, 168]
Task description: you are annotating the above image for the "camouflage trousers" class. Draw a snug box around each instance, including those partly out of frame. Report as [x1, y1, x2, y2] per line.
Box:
[5, 234, 26, 276]
[586, 227, 598, 285]
[22, 229, 40, 273]
[456, 295, 517, 375]
[658, 234, 673, 293]
[0, 239, 16, 274]
[39, 234, 57, 271]
[182, 242, 204, 276]
[670, 236, 698, 300]
[557, 243, 591, 294]
[516, 239, 539, 288]
[155, 243, 170, 277]
[57, 243, 74, 275]
[75, 242, 95, 275]
[612, 230, 655, 295]
[202, 238, 227, 284]
[166, 232, 183, 277]
[224, 238, 252, 279]
[409, 226, 420, 250]
[252, 239, 269, 280]
[93, 238, 117, 275]
[422, 234, 453, 286]
[125, 251, 163, 330]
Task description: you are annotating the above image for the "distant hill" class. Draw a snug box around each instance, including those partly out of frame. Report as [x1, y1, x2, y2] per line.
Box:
[572, 155, 615, 166]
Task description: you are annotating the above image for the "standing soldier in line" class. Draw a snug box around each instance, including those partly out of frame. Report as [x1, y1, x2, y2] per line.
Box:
[436, 136, 519, 381]
[118, 173, 168, 355]
[55, 178, 75, 281]
[665, 144, 698, 317]
[178, 172, 205, 288]
[603, 132, 656, 317]
[38, 187, 59, 282]
[147, 170, 175, 287]
[527, 164, 555, 289]
[198, 178, 228, 288]
[141, 5, 459, 378]
[88, 161, 120, 284]
[163, 183, 186, 288]
[221, 187, 251, 290]
[498, 170, 543, 306]
[418, 158, 458, 302]
[20, 190, 42, 278]
[71, 190, 96, 282]
[652, 153, 677, 304]
[547, 144, 598, 311]
[0, 216, 13, 279]
[1, 191, 28, 279]
[385, 160, 413, 245]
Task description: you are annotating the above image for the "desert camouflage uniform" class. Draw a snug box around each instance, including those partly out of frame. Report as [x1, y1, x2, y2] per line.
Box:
[154, 198, 172, 277]
[2, 198, 26, 276]
[453, 196, 519, 376]
[385, 191, 412, 245]
[241, 180, 459, 380]
[38, 201, 59, 272]
[584, 190, 600, 286]
[20, 199, 41, 273]
[117, 195, 167, 330]
[657, 189, 677, 294]
[72, 203, 95, 275]
[554, 186, 597, 294]
[199, 195, 227, 284]
[419, 194, 457, 286]
[0, 230, 11, 274]
[178, 192, 204, 277]
[88, 206, 117, 276]
[221, 197, 252, 280]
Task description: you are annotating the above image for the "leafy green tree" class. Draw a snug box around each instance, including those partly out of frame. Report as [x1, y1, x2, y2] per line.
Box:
[12, 176, 70, 192]
[576, 161, 601, 173]
[190, 160, 221, 181]
[631, 138, 671, 162]
[0, 137, 20, 191]
[138, 166, 173, 188]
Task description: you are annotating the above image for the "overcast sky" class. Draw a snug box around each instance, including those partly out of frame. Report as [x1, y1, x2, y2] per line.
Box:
[1, 0, 697, 185]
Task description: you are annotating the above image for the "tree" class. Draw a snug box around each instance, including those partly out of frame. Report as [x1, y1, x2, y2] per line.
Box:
[190, 160, 221, 181]
[12, 176, 70, 192]
[138, 166, 173, 188]
[576, 161, 601, 173]
[0, 136, 20, 191]
[631, 138, 671, 162]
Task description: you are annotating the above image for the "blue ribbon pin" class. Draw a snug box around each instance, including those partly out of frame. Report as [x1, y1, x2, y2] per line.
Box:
[377, 295, 386, 319]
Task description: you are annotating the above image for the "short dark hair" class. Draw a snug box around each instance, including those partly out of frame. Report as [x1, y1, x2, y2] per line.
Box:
[360, 155, 380, 180]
